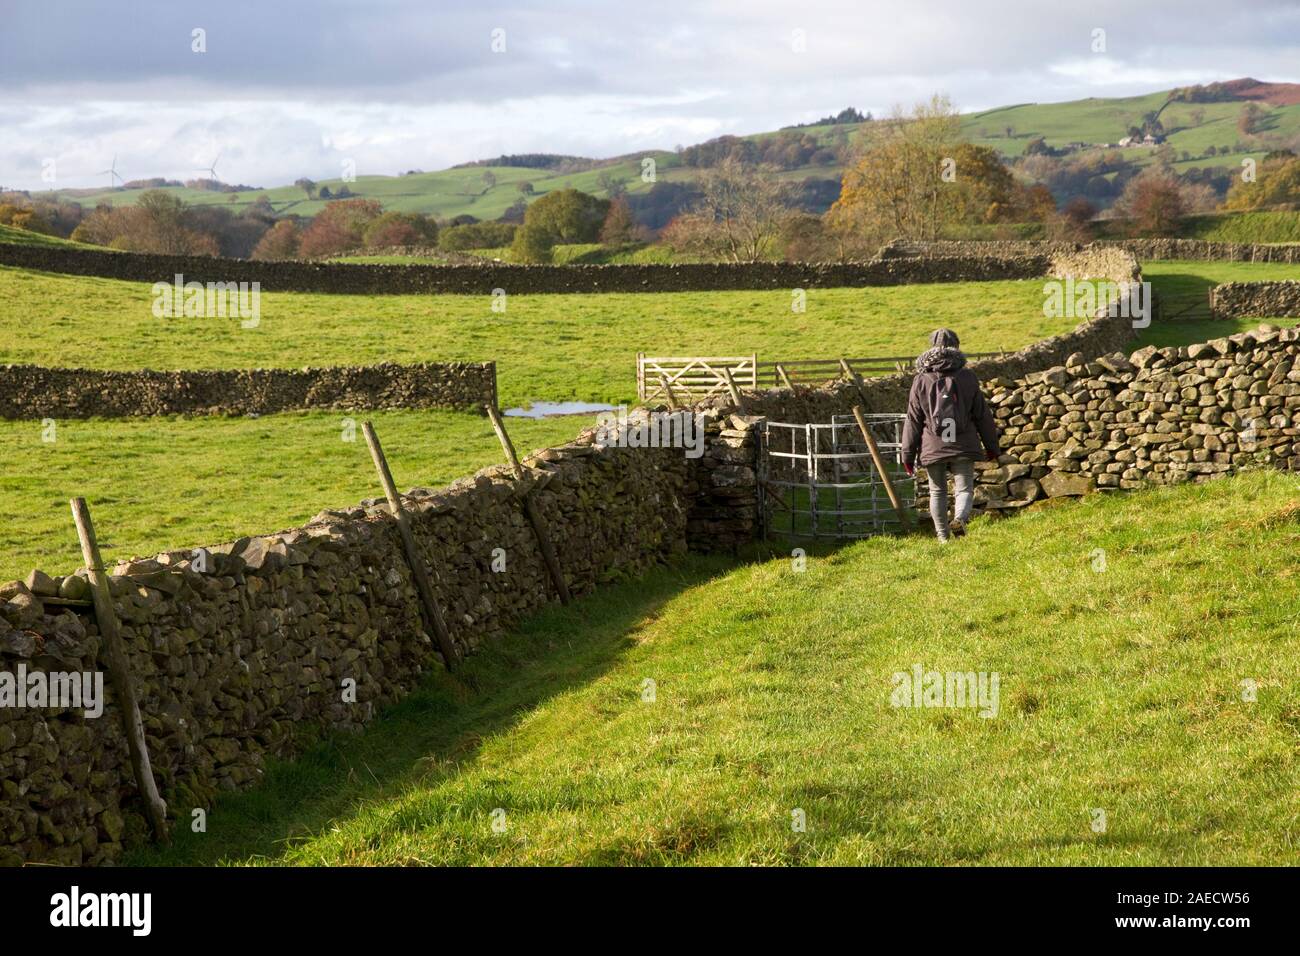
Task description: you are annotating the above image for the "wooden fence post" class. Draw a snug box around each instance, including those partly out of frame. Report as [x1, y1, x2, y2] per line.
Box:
[659, 374, 680, 411]
[70, 497, 170, 843]
[721, 366, 748, 414]
[361, 422, 459, 671]
[850, 406, 911, 530]
[484, 404, 573, 605]
[839, 358, 872, 407]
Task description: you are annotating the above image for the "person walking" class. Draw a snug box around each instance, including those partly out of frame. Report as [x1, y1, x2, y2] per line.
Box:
[900, 328, 1001, 542]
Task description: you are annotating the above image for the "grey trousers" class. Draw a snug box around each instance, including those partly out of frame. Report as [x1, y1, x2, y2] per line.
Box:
[926, 456, 975, 540]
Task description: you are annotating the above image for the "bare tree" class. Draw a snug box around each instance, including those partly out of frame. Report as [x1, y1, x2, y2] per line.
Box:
[691, 158, 792, 262]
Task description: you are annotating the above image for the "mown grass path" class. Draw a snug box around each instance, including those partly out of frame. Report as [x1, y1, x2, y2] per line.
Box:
[129, 471, 1300, 866]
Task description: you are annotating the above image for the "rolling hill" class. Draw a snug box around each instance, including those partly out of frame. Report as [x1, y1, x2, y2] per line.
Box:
[23, 79, 1300, 223]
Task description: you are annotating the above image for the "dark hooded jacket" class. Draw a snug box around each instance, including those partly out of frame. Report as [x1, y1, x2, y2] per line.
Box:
[901, 328, 1001, 468]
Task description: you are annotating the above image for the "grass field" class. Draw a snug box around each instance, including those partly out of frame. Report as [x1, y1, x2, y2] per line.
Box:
[1179, 211, 1300, 244]
[0, 266, 1076, 406]
[0, 223, 101, 249]
[1140, 258, 1300, 331]
[125, 469, 1300, 866]
[4, 261, 1295, 405]
[3, 259, 1297, 580]
[0, 268, 1065, 579]
[0, 410, 586, 583]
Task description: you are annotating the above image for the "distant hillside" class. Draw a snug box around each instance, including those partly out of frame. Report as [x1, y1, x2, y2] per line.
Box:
[0, 222, 102, 249]
[453, 154, 605, 172]
[25, 79, 1300, 224]
[961, 78, 1300, 169]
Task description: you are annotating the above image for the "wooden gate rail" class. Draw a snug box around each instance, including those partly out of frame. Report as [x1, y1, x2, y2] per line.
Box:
[637, 354, 757, 402]
[636, 351, 1004, 401]
[756, 352, 1003, 386]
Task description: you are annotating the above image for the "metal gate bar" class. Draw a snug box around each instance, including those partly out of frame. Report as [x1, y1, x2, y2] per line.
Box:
[759, 414, 921, 540]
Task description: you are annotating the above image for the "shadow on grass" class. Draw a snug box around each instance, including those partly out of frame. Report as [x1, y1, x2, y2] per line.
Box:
[1146, 270, 1218, 304]
[1132, 272, 1265, 353]
[125, 553, 741, 866]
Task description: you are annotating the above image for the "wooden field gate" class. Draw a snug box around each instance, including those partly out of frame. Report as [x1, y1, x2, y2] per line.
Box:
[636, 351, 1005, 402]
[637, 354, 758, 404]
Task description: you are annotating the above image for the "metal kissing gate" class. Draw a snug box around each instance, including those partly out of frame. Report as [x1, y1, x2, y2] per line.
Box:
[758, 414, 922, 540]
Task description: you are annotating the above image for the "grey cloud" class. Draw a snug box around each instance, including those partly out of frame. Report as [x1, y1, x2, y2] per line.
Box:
[1, 0, 1298, 190]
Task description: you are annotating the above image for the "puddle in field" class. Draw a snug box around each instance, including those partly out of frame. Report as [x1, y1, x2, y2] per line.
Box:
[503, 400, 617, 419]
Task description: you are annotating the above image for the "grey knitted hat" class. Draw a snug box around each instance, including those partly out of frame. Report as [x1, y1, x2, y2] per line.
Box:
[929, 328, 960, 349]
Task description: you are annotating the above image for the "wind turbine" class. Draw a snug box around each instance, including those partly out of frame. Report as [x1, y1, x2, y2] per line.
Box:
[98, 155, 124, 189]
[195, 152, 222, 183]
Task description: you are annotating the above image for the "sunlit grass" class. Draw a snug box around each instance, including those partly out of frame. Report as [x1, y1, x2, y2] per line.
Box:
[3, 266, 1075, 406]
[0, 409, 588, 581]
[129, 470, 1300, 866]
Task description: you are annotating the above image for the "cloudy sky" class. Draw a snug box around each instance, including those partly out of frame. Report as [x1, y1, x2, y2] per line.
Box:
[2, 0, 1298, 191]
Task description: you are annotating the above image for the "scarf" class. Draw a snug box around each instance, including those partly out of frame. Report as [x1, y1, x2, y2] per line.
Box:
[915, 346, 967, 374]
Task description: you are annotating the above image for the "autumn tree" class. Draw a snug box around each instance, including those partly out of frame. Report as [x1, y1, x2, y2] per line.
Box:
[947, 143, 1022, 222]
[363, 211, 438, 249]
[0, 203, 55, 235]
[596, 170, 628, 198]
[251, 220, 302, 260]
[1015, 184, 1057, 222]
[657, 213, 720, 261]
[522, 187, 609, 242]
[297, 198, 383, 258]
[827, 95, 964, 249]
[438, 221, 516, 250]
[598, 196, 642, 246]
[133, 190, 209, 254]
[1050, 197, 1097, 241]
[778, 213, 838, 262]
[71, 190, 218, 254]
[1238, 103, 1267, 137]
[829, 97, 1058, 253]
[510, 222, 555, 263]
[1114, 168, 1186, 236]
[1224, 157, 1300, 211]
[71, 204, 136, 246]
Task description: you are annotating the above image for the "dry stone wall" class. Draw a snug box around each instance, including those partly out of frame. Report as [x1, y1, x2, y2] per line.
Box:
[1210, 281, 1300, 319]
[0, 242, 1172, 866]
[0, 241, 1048, 295]
[708, 247, 1142, 425]
[686, 246, 1150, 532]
[970, 323, 1300, 509]
[0, 407, 753, 865]
[0, 362, 496, 419]
[1115, 238, 1300, 264]
[881, 237, 1300, 263]
[714, 322, 1300, 521]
